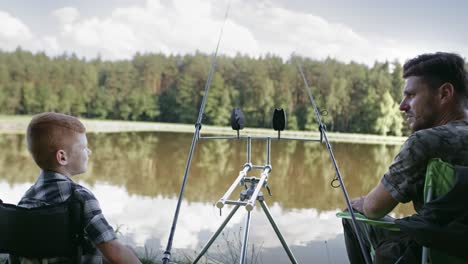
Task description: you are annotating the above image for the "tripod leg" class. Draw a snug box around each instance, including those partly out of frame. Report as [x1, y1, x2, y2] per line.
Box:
[193, 204, 241, 264]
[240, 210, 252, 264]
[259, 200, 298, 264]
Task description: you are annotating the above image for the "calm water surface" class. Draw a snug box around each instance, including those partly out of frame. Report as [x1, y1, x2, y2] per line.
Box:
[0, 132, 414, 263]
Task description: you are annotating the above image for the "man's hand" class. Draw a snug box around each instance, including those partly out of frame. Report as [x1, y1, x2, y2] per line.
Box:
[343, 183, 399, 219]
[349, 196, 365, 213]
[363, 182, 399, 219]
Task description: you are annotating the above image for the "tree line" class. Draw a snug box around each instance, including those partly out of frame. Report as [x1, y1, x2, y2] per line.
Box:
[0, 47, 418, 135]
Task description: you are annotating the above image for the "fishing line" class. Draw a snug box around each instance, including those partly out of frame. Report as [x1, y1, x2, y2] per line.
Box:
[298, 63, 373, 264]
[162, 1, 231, 264]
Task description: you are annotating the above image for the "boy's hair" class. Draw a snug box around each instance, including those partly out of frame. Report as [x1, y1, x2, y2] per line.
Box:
[403, 52, 468, 98]
[27, 112, 86, 170]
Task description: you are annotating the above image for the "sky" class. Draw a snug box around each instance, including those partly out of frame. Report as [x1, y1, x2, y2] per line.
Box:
[0, 0, 467, 65]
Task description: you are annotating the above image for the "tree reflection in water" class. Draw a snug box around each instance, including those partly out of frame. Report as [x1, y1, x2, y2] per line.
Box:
[0, 132, 417, 263]
[0, 132, 413, 216]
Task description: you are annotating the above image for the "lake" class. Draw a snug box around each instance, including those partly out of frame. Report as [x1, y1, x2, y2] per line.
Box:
[0, 132, 414, 263]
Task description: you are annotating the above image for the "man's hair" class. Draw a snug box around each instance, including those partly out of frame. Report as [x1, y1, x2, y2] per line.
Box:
[403, 52, 468, 97]
[26, 112, 86, 170]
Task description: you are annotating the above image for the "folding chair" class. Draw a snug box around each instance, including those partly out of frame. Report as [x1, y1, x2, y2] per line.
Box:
[0, 191, 85, 264]
[337, 158, 468, 263]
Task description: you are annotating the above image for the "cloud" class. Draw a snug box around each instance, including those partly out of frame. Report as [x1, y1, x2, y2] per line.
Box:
[0, 10, 34, 50]
[58, 0, 437, 64]
[0, 0, 466, 64]
[52, 7, 80, 25]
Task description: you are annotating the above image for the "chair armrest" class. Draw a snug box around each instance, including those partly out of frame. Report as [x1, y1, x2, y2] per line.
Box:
[336, 211, 400, 231]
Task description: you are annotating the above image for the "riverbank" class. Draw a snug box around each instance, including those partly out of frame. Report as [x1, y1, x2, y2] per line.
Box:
[0, 115, 406, 145]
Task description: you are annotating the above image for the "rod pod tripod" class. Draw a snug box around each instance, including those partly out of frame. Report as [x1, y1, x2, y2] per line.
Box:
[193, 137, 298, 264]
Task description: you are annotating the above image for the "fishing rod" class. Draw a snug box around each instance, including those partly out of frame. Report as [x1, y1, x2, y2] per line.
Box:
[297, 64, 373, 264]
[162, 3, 231, 264]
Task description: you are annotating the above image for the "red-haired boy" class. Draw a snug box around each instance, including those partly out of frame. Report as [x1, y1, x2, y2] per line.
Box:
[15, 112, 140, 264]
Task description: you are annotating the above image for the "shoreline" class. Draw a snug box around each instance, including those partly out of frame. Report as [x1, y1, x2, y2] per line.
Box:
[0, 115, 406, 145]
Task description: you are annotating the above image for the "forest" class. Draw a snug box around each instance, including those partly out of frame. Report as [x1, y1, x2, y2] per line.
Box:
[0, 48, 415, 136]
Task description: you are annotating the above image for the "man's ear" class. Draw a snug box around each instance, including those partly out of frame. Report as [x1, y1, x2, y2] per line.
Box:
[56, 149, 68, 166]
[439, 82, 455, 104]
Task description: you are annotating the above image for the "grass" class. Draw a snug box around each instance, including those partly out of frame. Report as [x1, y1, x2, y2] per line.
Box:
[129, 227, 264, 264]
[0, 115, 406, 145]
[201, 228, 263, 264]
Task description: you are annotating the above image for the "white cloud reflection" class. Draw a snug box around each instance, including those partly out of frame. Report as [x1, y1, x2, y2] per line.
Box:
[1, 180, 344, 253]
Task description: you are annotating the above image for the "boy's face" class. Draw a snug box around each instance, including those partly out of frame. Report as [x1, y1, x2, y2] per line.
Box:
[65, 133, 92, 176]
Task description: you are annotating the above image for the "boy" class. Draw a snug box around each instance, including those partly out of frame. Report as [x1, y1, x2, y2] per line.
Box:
[15, 112, 141, 264]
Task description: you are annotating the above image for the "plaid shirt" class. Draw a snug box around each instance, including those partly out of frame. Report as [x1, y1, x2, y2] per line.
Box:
[17, 171, 117, 264]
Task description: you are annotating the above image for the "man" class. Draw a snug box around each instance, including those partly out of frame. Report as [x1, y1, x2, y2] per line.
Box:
[12, 112, 141, 264]
[343, 52, 468, 263]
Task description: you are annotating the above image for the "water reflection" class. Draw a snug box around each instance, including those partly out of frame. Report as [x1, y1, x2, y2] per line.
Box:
[0, 132, 414, 263]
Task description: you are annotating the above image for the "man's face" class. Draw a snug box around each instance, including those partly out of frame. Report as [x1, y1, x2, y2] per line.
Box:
[399, 76, 441, 132]
[66, 133, 92, 176]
